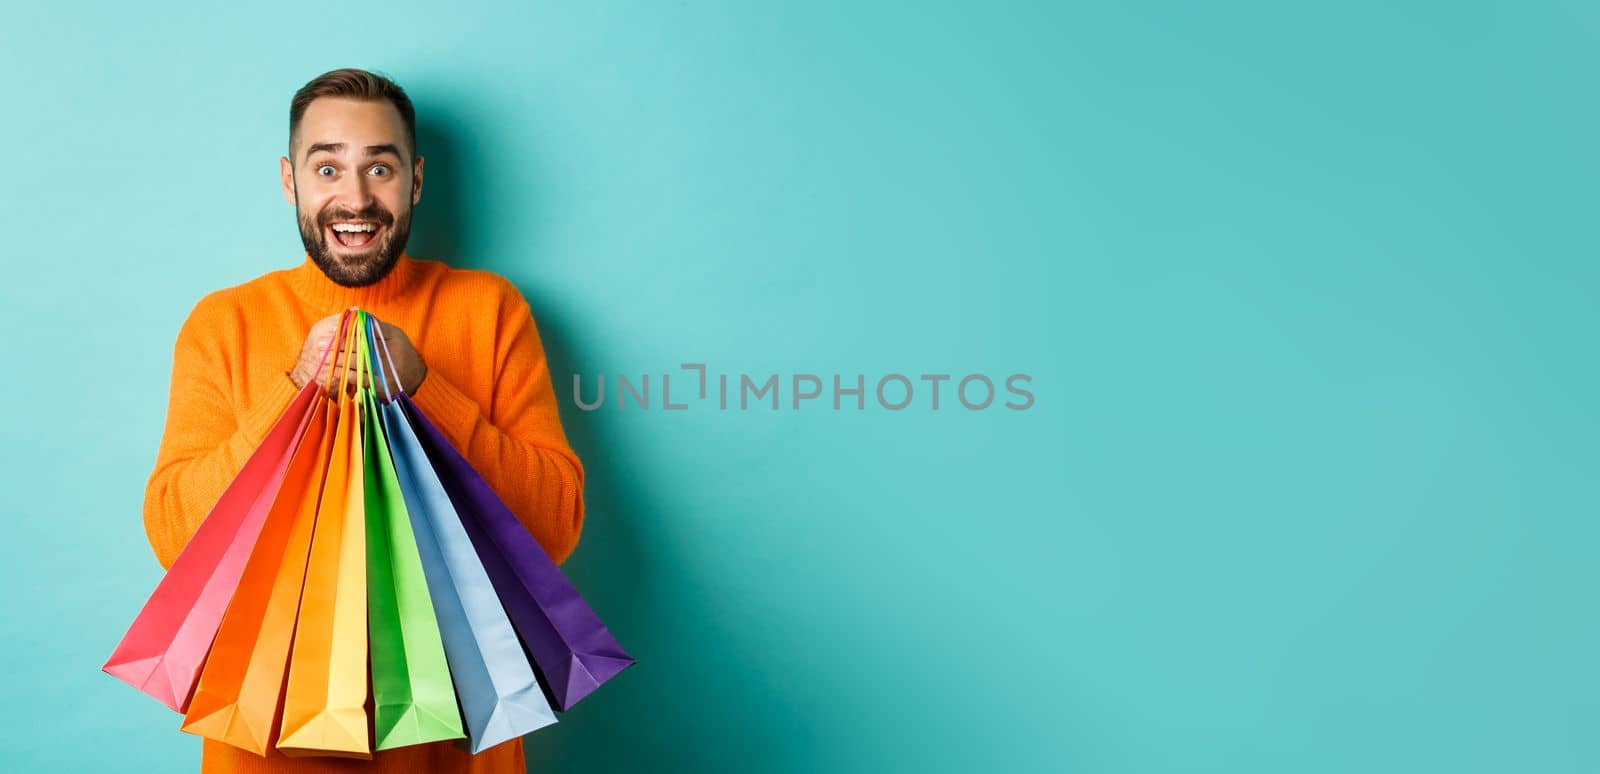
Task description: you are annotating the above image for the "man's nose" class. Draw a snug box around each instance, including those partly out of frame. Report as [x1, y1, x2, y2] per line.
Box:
[336, 170, 376, 210]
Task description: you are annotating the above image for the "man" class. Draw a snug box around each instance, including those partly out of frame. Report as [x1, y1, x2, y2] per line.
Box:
[142, 67, 585, 773]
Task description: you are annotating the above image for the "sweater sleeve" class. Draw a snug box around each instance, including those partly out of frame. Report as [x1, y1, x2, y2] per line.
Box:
[409, 288, 586, 565]
[141, 297, 300, 570]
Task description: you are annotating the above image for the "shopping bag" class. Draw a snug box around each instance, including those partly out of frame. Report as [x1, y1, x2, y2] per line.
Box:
[361, 313, 466, 750]
[104, 350, 325, 712]
[373, 327, 557, 752]
[277, 313, 371, 759]
[178, 312, 353, 753]
[180, 395, 334, 752]
[374, 318, 634, 712]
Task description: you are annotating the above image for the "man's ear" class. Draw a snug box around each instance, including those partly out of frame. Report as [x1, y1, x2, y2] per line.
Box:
[280, 156, 295, 206]
[412, 155, 424, 206]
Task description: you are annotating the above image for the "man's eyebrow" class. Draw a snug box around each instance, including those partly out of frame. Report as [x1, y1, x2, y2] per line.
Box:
[303, 142, 404, 161]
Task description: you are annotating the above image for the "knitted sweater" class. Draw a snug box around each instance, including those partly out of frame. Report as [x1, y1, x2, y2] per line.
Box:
[141, 251, 585, 773]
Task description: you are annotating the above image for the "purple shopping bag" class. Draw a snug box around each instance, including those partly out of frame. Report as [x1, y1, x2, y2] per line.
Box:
[400, 396, 634, 710]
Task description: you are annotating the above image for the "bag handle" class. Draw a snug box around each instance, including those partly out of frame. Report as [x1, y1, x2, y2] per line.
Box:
[363, 312, 389, 402]
[333, 306, 366, 404]
[366, 312, 407, 401]
[355, 308, 374, 402]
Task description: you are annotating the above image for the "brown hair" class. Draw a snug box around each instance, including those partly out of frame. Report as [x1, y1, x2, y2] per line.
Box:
[288, 67, 417, 161]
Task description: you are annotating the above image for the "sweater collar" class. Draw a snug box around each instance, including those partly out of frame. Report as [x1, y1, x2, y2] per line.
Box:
[288, 250, 421, 308]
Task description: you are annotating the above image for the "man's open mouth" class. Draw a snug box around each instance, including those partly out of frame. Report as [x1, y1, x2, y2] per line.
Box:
[327, 220, 384, 249]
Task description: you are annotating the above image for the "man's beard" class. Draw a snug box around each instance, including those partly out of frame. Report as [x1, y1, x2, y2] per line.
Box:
[294, 185, 412, 287]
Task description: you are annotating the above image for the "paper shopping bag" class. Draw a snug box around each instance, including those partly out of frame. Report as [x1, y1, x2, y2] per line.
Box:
[401, 394, 635, 711]
[360, 314, 466, 751]
[180, 390, 334, 754]
[104, 368, 323, 712]
[277, 315, 371, 759]
[377, 383, 557, 753]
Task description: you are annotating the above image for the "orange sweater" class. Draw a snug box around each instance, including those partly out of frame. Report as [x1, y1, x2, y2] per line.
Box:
[142, 251, 585, 774]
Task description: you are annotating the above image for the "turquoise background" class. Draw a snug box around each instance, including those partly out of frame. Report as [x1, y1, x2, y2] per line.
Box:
[2, 1, 1596, 772]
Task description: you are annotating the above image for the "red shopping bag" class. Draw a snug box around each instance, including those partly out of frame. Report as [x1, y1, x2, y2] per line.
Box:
[104, 323, 339, 712]
[104, 381, 322, 712]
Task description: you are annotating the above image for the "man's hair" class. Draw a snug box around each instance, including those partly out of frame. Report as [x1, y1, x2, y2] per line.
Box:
[288, 67, 417, 161]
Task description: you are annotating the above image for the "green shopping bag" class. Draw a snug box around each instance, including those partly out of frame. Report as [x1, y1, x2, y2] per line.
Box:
[360, 311, 465, 749]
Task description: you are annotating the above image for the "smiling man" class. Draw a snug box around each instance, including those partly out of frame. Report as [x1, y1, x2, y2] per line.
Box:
[141, 67, 585, 773]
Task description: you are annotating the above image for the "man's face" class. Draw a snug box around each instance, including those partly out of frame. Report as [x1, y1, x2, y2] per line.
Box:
[279, 96, 423, 287]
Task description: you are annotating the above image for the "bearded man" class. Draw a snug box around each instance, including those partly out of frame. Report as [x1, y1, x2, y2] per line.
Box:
[142, 66, 585, 774]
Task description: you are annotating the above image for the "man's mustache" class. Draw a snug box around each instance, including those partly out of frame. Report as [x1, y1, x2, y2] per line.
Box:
[317, 209, 393, 227]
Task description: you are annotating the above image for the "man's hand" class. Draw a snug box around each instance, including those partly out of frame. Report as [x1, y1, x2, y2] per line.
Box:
[289, 313, 428, 397]
[288, 314, 343, 395]
[368, 320, 428, 395]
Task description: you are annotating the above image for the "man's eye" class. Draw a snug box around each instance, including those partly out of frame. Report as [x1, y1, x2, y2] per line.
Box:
[316, 165, 336, 176]
[370, 165, 390, 177]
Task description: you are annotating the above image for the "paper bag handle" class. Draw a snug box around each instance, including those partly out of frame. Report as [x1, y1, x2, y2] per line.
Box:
[364, 312, 407, 402]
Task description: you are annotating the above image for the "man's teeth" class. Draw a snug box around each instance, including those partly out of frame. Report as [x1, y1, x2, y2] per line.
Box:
[331, 223, 377, 232]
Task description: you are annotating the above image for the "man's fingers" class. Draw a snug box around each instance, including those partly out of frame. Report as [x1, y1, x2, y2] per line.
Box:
[315, 378, 380, 398]
[315, 365, 386, 388]
[319, 364, 379, 386]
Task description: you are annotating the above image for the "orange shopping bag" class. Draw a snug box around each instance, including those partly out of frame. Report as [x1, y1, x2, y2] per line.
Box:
[277, 311, 372, 759]
[179, 311, 353, 754]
